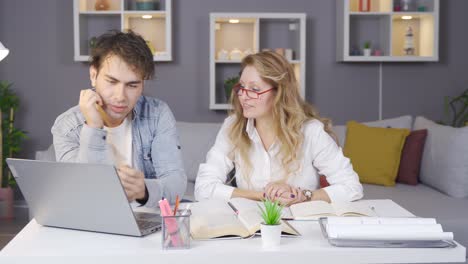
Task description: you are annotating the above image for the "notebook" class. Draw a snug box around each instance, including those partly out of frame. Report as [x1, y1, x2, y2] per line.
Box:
[6, 158, 161, 237]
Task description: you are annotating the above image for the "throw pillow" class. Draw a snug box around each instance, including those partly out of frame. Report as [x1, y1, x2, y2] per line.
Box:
[319, 175, 330, 188]
[413, 116, 468, 198]
[344, 121, 410, 186]
[396, 129, 428, 185]
[332, 115, 413, 147]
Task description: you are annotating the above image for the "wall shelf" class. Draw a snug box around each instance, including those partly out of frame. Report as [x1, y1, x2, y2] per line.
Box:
[73, 0, 172, 61]
[337, 0, 439, 62]
[210, 12, 306, 110]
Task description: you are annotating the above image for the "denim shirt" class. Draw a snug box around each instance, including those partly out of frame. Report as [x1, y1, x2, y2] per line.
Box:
[51, 96, 187, 207]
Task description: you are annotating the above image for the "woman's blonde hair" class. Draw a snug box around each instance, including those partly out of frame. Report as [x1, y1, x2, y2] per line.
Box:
[228, 51, 337, 185]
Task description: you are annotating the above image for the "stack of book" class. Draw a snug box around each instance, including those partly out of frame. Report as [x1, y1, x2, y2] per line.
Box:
[319, 217, 457, 248]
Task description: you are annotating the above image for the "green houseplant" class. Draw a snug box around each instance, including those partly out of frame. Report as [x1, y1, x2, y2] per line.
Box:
[443, 88, 468, 127]
[224, 76, 239, 101]
[0, 81, 27, 219]
[258, 199, 284, 248]
[363, 41, 371, 56]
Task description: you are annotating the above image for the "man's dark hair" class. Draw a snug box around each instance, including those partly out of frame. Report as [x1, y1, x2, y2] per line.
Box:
[90, 30, 154, 80]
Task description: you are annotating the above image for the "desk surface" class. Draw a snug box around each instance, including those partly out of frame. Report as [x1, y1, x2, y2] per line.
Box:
[0, 199, 465, 263]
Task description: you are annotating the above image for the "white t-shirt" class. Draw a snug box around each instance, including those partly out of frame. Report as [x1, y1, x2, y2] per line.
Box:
[104, 116, 133, 167]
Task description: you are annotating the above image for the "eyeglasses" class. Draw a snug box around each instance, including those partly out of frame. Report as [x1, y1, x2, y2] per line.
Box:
[233, 83, 275, 99]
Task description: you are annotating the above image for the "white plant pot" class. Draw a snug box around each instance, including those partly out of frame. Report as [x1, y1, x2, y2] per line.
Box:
[363, 48, 371, 56]
[260, 223, 281, 249]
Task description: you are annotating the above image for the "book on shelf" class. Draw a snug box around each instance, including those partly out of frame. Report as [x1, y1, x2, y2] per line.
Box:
[282, 200, 377, 220]
[190, 198, 300, 239]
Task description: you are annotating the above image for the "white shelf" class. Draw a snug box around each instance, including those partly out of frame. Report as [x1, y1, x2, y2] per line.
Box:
[210, 12, 306, 110]
[74, 0, 172, 62]
[210, 104, 232, 110]
[215, 60, 242, 64]
[79, 11, 122, 15]
[337, 0, 439, 62]
[343, 55, 438, 62]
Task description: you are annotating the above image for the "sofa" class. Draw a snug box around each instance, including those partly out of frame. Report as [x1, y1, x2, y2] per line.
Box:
[36, 116, 468, 253]
[176, 115, 468, 253]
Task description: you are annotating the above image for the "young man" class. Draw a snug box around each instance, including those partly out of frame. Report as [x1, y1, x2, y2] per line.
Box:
[52, 31, 186, 207]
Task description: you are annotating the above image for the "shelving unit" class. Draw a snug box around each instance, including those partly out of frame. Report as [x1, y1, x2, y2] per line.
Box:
[73, 0, 172, 61]
[210, 13, 306, 110]
[337, 0, 439, 62]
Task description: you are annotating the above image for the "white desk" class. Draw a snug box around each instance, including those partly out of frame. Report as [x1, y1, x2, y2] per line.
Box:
[0, 200, 465, 264]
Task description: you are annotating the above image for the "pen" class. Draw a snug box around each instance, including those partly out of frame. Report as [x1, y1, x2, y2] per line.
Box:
[89, 87, 112, 125]
[228, 201, 239, 215]
[173, 195, 180, 216]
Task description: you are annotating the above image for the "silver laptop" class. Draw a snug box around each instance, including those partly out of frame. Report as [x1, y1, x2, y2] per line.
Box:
[6, 158, 161, 237]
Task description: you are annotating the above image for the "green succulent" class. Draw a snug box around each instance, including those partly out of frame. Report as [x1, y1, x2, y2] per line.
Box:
[258, 199, 283, 225]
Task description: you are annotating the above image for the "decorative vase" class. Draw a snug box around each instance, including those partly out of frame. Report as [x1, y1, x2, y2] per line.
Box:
[359, 0, 371, 12]
[260, 223, 281, 249]
[363, 48, 371, 56]
[0, 187, 14, 220]
[229, 48, 243, 61]
[94, 0, 110, 11]
[217, 49, 229, 60]
[135, 0, 157, 11]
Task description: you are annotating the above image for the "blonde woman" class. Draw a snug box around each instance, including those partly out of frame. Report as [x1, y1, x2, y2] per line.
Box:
[194, 51, 363, 205]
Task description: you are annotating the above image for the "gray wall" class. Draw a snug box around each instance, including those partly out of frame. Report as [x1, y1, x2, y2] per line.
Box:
[0, 0, 467, 159]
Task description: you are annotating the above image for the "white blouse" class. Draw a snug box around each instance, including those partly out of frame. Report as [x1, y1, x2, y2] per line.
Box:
[194, 116, 363, 203]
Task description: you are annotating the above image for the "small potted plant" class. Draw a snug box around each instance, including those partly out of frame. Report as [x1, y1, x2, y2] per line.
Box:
[363, 41, 372, 56]
[258, 199, 283, 249]
[442, 88, 468, 127]
[224, 76, 239, 102]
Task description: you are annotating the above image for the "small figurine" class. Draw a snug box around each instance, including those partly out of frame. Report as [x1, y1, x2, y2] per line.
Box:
[404, 26, 415, 55]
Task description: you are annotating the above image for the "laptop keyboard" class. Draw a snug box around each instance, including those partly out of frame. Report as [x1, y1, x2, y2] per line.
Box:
[135, 212, 160, 220]
[137, 220, 159, 230]
[134, 212, 161, 231]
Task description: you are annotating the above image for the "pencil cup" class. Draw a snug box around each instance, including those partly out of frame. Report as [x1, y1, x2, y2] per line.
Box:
[162, 209, 191, 250]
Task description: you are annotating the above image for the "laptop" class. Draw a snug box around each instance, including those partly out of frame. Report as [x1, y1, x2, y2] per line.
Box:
[6, 158, 161, 237]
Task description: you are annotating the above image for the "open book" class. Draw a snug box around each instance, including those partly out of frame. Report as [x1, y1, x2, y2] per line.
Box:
[282, 200, 377, 220]
[190, 198, 300, 239]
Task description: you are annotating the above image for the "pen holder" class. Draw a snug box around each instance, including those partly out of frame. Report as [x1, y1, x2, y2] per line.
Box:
[162, 209, 191, 250]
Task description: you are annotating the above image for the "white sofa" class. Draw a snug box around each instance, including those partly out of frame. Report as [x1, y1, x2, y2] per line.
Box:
[36, 116, 468, 252]
[176, 116, 468, 252]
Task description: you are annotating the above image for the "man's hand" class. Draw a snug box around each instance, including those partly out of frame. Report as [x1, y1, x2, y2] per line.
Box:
[79, 89, 104, 128]
[117, 165, 146, 202]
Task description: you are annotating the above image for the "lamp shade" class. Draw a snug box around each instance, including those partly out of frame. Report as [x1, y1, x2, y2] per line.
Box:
[0, 41, 10, 61]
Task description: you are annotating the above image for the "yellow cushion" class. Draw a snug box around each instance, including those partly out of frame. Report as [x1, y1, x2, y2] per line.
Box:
[344, 121, 410, 186]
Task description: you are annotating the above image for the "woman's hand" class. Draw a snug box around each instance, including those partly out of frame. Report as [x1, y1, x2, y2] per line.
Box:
[264, 183, 306, 206]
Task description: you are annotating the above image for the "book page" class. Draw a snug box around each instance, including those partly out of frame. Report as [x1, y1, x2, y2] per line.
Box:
[332, 202, 376, 217]
[190, 200, 250, 239]
[289, 200, 336, 220]
[230, 198, 264, 234]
